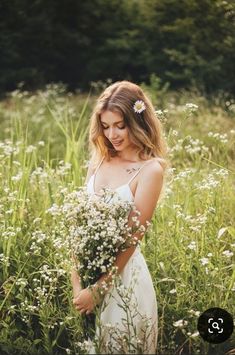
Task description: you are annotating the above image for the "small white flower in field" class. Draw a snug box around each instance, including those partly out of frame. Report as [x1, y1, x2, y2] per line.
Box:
[65, 349, 71, 354]
[155, 110, 164, 115]
[217, 227, 227, 239]
[0, 254, 10, 265]
[172, 204, 182, 209]
[172, 130, 178, 136]
[16, 278, 28, 286]
[214, 168, 229, 177]
[6, 209, 14, 215]
[59, 187, 68, 195]
[208, 132, 216, 137]
[169, 288, 177, 294]
[38, 141, 45, 146]
[25, 145, 37, 153]
[46, 203, 60, 216]
[33, 217, 42, 224]
[189, 226, 202, 233]
[187, 241, 197, 250]
[188, 309, 200, 317]
[101, 265, 107, 273]
[190, 331, 199, 338]
[207, 132, 228, 144]
[9, 305, 16, 310]
[11, 172, 23, 182]
[184, 103, 198, 113]
[222, 250, 233, 258]
[173, 319, 188, 328]
[200, 257, 209, 266]
[207, 253, 212, 257]
[186, 103, 198, 110]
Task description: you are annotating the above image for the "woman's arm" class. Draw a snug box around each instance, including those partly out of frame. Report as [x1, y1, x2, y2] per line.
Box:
[71, 253, 82, 298]
[71, 269, 82, 298]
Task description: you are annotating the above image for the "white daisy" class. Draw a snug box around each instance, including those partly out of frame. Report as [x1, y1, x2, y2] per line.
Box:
[133, 100, 146, 113]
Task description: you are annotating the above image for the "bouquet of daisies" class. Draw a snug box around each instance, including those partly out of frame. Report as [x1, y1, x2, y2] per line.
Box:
[47, 186, 146, 339]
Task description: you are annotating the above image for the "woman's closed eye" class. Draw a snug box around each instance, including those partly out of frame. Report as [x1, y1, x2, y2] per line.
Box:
[102, 126, 126, 130]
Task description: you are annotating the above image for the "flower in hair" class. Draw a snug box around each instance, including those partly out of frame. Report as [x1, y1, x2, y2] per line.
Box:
[133, 100, 146, 114]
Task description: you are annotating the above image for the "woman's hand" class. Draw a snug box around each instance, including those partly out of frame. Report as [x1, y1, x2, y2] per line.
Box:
[73, 288, 97, 315]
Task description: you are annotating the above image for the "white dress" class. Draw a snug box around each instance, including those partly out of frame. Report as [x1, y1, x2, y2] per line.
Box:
[86, 157, 158, 354]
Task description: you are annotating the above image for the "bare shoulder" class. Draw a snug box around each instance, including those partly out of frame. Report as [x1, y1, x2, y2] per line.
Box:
[140, 157, 164, 181]
[132, 158, 164, 231]
[137, 158, 164, 198]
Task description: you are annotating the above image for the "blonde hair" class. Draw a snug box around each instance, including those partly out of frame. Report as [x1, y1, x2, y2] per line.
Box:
[88, 80, 170, 174]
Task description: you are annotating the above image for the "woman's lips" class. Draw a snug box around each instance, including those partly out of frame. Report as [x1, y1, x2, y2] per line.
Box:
[112, 140, 123, 146]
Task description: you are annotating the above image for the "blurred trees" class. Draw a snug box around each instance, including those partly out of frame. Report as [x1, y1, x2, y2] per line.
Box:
[0, 0, 234, 94]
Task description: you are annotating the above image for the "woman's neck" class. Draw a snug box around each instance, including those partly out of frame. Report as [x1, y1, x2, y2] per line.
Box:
[116, 148, 141, 163]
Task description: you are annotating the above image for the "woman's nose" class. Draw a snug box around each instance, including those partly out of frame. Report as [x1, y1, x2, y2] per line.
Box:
[108, 127, 118, 139]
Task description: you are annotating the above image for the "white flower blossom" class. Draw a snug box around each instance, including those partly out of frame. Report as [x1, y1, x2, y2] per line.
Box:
[222, 250, 233, 258]
[173, 319, 188, 328]
[133, 100, 146, 114]
[200, 257, 209, 266]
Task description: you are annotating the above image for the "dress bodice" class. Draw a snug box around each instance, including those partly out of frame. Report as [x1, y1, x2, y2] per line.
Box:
[86, 156, 156, 203]
[86, 174, 134, 202]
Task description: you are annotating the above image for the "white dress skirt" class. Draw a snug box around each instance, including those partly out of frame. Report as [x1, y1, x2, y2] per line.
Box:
[85, 161, 158, 354]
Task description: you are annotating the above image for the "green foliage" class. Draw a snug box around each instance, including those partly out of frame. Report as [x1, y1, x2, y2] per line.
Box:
[0, 0, 234, 94]
[0, 84, 234, 353]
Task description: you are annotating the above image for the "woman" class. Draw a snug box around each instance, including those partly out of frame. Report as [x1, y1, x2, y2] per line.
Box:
[71, 80, 169, 354]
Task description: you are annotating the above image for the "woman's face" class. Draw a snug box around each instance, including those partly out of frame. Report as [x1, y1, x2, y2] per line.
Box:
[100, 110, 132, 151]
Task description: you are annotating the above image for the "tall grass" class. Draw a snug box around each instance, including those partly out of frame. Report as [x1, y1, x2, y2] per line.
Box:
[0, 82, 234, 355]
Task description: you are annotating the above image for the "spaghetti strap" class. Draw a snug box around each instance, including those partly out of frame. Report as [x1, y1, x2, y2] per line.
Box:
[127, 159, 154, 185]
[94, 156, 105, 177]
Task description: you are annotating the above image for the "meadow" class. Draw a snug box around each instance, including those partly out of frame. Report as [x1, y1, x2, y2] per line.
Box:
[0, 81, 234, 355]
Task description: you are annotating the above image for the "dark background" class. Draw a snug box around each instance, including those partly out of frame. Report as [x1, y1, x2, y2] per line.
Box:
[0, 0, 234, 95]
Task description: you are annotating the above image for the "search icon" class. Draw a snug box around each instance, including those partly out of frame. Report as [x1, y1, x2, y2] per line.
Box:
[212, 322, 220, 330]
[197, 307, 233, 344]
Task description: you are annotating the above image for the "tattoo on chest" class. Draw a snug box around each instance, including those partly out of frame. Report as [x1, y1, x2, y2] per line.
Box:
[125, 167, 141, 174]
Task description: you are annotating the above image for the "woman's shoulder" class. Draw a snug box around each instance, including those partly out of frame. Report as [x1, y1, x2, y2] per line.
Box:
[137, 157, 165, 185]
[145, 157, 165, 173]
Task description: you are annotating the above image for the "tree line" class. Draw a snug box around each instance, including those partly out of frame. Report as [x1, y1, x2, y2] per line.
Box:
[0, 0, 234, 95]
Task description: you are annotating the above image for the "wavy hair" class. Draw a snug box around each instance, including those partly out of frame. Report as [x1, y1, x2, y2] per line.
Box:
[88, 80, 170, 173]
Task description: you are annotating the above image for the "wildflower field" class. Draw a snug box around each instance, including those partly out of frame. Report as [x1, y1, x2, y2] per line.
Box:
[0, 82, 234, 355]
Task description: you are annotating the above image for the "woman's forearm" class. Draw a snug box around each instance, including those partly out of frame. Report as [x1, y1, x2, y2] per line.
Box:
[71, 268, 82, 298]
